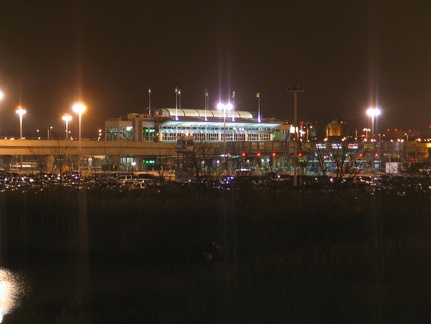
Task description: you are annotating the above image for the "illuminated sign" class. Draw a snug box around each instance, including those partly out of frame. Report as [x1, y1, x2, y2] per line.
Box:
[144, 159, 156, 164]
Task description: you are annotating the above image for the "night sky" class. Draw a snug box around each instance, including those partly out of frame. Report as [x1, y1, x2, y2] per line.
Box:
[1, 0, 431, 138]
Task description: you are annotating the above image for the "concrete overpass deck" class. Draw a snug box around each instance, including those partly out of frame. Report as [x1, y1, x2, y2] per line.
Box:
[0, 139, 177, 156]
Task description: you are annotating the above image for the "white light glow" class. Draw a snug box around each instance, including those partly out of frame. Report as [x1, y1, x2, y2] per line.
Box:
[72, 103, 86, 114]
[15, 107, 26, 117]
[217, 102, 233, 111]
[366, 107, 381, 117]
[0, 268, 25, 323]
[62, 114, 72, 122]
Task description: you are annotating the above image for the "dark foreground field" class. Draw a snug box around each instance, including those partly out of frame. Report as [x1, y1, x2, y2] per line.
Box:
[1, 183, 431, 323]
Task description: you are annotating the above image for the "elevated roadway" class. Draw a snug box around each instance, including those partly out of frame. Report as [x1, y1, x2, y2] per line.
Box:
[0, 139, 178, 172]
[0, 139, 177, 156]
[1, 139, 429, 173]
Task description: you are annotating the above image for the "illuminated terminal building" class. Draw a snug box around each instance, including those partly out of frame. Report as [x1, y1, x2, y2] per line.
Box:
[104, 108, 292, 175]
[105, 108, 285, 143]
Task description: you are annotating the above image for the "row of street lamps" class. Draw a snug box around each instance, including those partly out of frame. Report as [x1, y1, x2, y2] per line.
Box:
[0, 90, 86, 170]
[1, 102, 86, 141]
[0, 89, 87, 172]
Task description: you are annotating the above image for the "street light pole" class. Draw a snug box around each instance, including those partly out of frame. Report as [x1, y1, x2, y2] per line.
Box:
[62, 114, 72, 140]
[0, 90, 4, 117]
[204, 90, 208, 121]
[217, 102, 233, 175]
[287, 84, 304, 187]
[175, 87, 179, 120]
[148, 88, 151, 115]
[16, 106, 27, 139]
[47, 126, 53, 140]
[73, 102, 86, 174]
[257, 92, 261, 123]
[366, 107, 381, 173]
[15, 106, 26, 170]
[366, 107, 381, 140]
[231, 91, 235, 122]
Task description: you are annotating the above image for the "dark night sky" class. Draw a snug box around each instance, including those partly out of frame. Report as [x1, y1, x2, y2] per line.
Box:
[1, 0, 431, 138]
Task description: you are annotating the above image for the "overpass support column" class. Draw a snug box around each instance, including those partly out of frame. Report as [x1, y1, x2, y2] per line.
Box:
[110, 155, 120, 171]
[71, 155, 78, 172]
[135, 155, 144, 171]
[45, 155, 55, 173]
[2, 156, 13, 172]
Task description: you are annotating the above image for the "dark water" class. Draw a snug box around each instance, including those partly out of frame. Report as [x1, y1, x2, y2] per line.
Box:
[3, 187, 431, 322]
[2, 256, 177, 323]
[4, 254, 254, 323]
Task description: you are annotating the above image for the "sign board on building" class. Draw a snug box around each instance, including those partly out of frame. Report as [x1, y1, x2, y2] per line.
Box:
[386, 162, 400, 174]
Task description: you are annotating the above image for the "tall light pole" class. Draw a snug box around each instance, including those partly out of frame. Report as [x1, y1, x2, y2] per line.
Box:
[62, 114, 72, 140]
[0, 91, 4, 122]
[217, 102, 233, 175]
[231, 91, 235, 121]
[366, 107, 381, 139]
[256, 92, 261, 123]
[366, 107, 381, 173]
[175, 87, 179, 120]
[204, 90, 209, 121]
[287, 84, 304, 187]
[73, 102, 86, 173]
[148, 88, 151, 115]
[47, 126, 53, 140]
[16, 106, 27, 139]
[287, 84, 304, 142]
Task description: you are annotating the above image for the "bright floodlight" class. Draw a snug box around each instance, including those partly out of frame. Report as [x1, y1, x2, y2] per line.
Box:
[16, 106, 27, 139]
[366, 107, 381, 117]
[72, 102, 86, 172]
[62, 114, 72, 139]
[61, 115, 72, 122]
[16, 106, 26, 117]
[0, 90, 4, 101]
[72, 102, 86, 114]
[217, 102, 233, 110]
[62, 114, 72, 122]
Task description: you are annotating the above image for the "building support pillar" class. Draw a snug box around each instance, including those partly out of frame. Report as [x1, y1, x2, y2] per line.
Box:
[110, 155, 120, 171]
[45, 155, 55, 173]
[134, 155, 144, 171]
[2, 155, 12, 172]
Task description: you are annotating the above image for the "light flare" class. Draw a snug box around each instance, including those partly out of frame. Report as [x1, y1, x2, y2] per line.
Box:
[0, 268, 25, 323]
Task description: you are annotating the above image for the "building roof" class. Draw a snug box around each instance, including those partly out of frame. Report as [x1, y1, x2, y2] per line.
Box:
[159, 119, 282, 128]
[156, 108, 254, 119]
